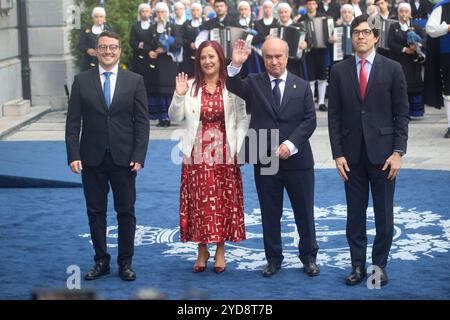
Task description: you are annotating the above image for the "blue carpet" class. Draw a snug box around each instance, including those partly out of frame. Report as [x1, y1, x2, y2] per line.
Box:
[0, 141, 449, 300]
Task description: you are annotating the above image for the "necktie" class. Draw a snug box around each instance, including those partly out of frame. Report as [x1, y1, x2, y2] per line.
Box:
[103, 72, 112, 109]
[272, 78, 281, 108]
[359, 59, 367, 99]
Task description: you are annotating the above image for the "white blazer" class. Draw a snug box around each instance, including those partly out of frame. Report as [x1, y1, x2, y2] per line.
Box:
[168, 79, 249, 158]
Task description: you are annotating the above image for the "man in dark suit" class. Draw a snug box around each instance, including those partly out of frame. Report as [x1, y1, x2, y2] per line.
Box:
[200, 0, 239, 31]
[227, 38, 319, 278]
[66, 30, 150, 281]
[328, 14, 409, 286]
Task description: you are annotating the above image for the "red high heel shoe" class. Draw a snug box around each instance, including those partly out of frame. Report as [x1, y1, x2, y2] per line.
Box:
[193, 252, 210, 273]
[213, 264, 226, 274]
[213, 255, 226, 274]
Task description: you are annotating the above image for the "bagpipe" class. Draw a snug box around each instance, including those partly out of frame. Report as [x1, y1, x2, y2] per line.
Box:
[158, 20, 183, 63]
[407, 26, 426, 62]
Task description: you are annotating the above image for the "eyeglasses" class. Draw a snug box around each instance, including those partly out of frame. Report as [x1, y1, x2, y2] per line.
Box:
[97, 44, 121, 53]
[352, 29, 373, 37]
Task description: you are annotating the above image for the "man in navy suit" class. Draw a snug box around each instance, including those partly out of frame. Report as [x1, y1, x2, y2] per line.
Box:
[328, 14, 409, 286]
[227, 38, 319, 277]
[66, 31, 149, 281]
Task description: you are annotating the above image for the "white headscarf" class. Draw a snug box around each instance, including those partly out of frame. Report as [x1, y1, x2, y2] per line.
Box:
[91, 7, 106, 18]
[137, 3, 151, 22]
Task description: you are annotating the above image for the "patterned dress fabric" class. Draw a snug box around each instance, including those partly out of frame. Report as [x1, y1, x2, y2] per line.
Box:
[179, 81, 246, 243]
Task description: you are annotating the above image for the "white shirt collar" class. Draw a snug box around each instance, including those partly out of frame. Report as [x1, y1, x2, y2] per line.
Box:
[268, 69, 288, 83]
[399, 21, 410, 31]
[175, 17, 186, 25]
[355, 49, 376, 65]
[92, 24, 104, 35]
[191, 18, 202, 27]
[239, 17, 251, 26]
[99, 63, 119, 77]
[141, 20, 150, 29]
[263, 17, 274, 25]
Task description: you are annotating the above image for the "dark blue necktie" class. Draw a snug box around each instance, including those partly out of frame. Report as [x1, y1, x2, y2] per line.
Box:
[272, 78, 281, 108]
[103, 72, 112, 109]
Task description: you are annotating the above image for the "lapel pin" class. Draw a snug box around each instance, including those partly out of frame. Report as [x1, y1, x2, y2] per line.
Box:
[293, 84, 296, 89]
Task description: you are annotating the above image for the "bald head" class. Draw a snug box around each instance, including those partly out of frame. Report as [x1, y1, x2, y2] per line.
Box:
[262, 37, 289, 77]
[262, 37, 289, 58]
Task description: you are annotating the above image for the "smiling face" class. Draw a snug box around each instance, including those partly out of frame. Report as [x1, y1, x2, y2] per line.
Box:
[262, 38, 288, 78]
[278, 7, 291, 24]
[200, 45, 220, 77]
[96, 36, 121, 70]
[351, 21, 378, 56]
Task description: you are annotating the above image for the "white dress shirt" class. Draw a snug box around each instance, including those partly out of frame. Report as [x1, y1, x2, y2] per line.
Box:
[227, 64, 299, 156]
[99, 64, 119, 104]
[426, 6, 449, 38]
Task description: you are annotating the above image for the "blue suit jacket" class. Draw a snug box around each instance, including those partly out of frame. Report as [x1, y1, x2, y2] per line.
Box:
[328, 54, 409, 165]
[226, 71, 317, 170]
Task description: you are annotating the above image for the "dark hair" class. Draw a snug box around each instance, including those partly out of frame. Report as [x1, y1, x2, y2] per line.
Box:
[95, 30, 122, 47]
[192, 41, 227, 97]
[350, 14, 380, 38]
[305, 0, 319, 4]
[214, 0, 228, 7]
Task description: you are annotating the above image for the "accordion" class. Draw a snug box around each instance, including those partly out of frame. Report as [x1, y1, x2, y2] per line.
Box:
[306, 17, 335, 49]
[269, 25, 307, 59]
[333, 25, 353, 61]
[377, 18, 397, 50]
[210, 26, 254, 59]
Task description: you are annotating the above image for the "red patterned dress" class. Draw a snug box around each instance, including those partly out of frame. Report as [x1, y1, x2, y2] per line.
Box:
[179, 81, 246, 243]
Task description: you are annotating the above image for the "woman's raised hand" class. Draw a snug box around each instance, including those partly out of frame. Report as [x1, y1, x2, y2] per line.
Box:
[175, 72, 189, 96]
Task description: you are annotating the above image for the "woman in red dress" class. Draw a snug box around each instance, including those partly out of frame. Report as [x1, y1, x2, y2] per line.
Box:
[169, 40, 248, 273]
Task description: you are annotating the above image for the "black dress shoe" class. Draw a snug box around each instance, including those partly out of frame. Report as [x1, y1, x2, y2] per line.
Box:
[345, 266, 367, 286]
[262, 263, 281, 277]
[84, 262, 110, 281]
[119, 266, 136, 281]
[318, 104, 328, 112]
[303, 262, 320, 277]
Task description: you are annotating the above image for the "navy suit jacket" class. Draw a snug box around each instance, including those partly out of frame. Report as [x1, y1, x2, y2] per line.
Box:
[226, 71, 316, 171]
[65, 67, 150, 167]
[328, 53, 409, 165]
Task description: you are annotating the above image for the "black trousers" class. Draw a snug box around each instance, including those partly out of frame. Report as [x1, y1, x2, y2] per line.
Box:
[254, 165, 318, 266]
[81, 152, 137, 268]
[345, 141, 395, 268]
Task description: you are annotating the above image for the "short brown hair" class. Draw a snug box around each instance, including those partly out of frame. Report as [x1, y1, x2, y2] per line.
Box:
[95, 30, 121, 47]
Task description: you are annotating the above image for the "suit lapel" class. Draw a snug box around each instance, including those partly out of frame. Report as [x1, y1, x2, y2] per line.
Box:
[93, 67, 108, 112]
[280, 73, 294, 112]
[350, 57, 363, 103]
[364, 54, 381, 100]
[259, 73, 278, 118]
[109, 67, 122, 111]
